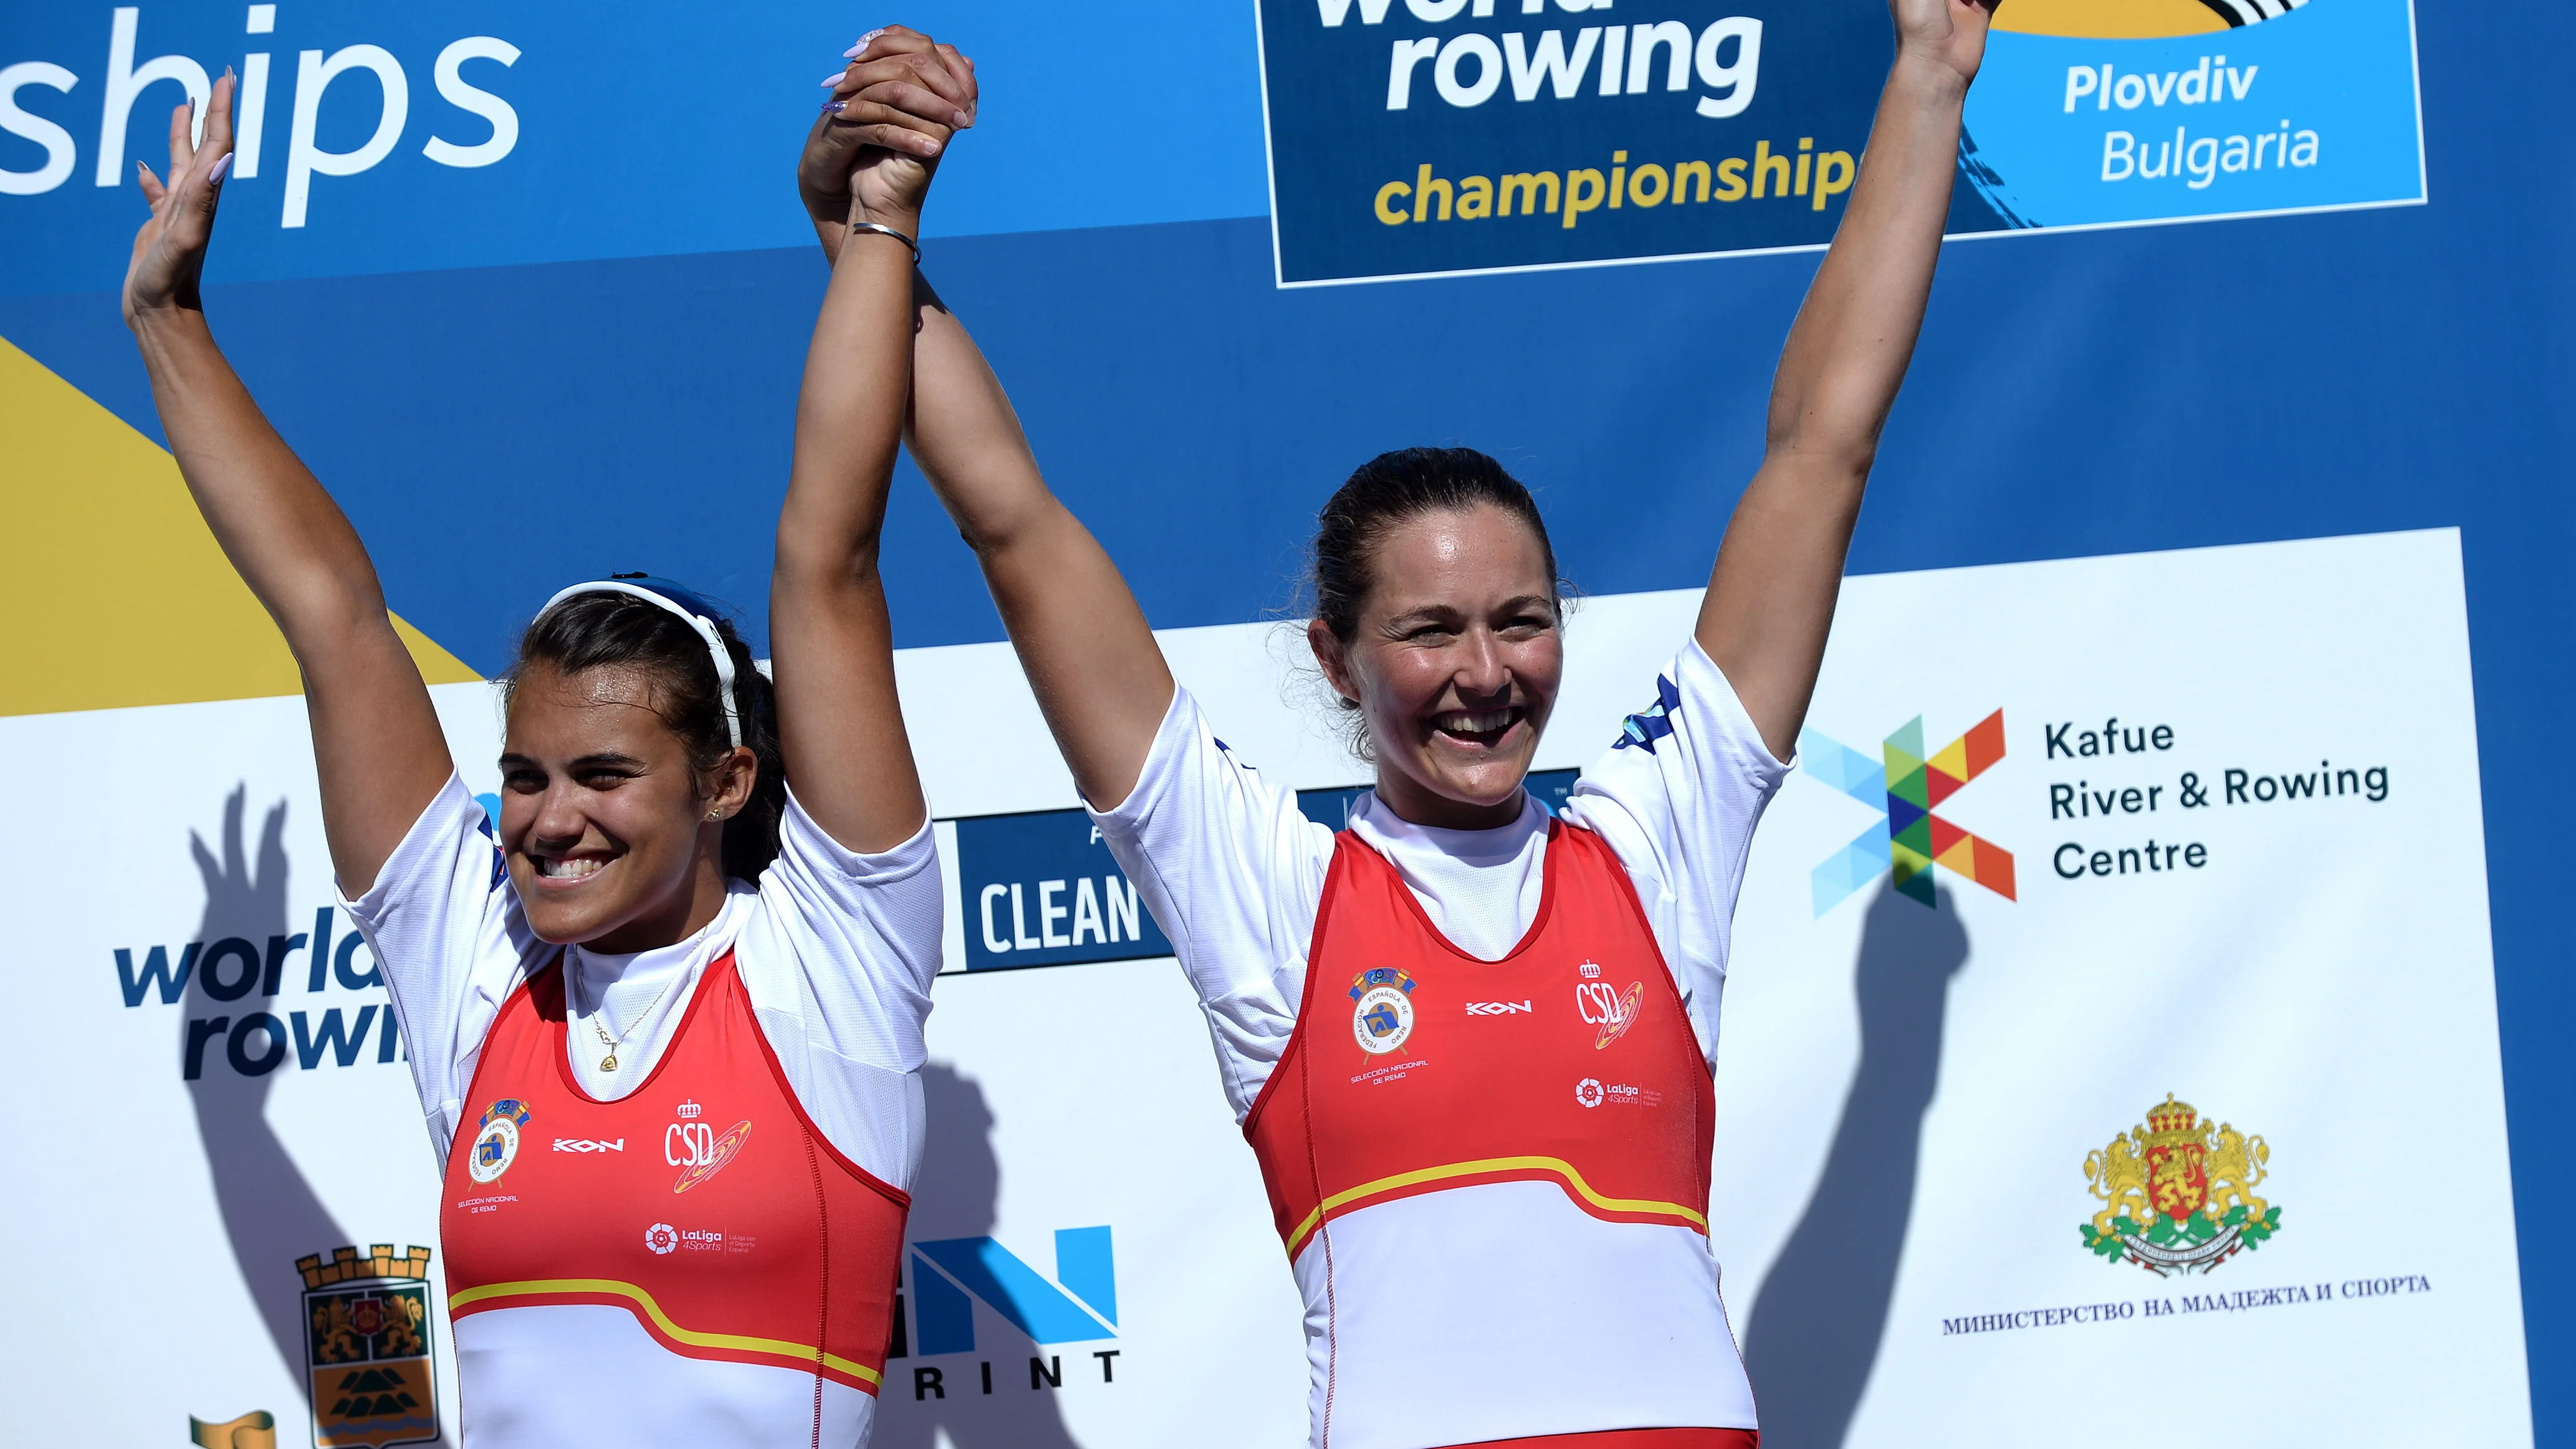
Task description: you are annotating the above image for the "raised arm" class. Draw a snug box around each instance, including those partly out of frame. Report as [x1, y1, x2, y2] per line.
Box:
[123, 74, 452, 894]
[798, 39, 1172, 813]
[771, 27, 977, 851]
[1697, 0, 1993, 760]
[902, 289, 1175, 811]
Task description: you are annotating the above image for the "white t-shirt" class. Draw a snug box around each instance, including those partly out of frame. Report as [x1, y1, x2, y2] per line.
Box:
[343, 773, 944, 1190]
[1094, 638, 1789, 1122]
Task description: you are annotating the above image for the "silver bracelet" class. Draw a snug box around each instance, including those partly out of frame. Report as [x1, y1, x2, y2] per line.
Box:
[845, 221, 919, 263]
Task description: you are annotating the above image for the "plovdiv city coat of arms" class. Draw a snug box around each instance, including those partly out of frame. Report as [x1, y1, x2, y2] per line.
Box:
[298, 1244, 440, 1447]
[2080, 1094, 2283, 1276]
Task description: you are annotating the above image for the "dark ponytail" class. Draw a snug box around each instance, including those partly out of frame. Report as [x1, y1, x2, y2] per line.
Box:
[504, 587, 787, 881]
[1309, 446, 1564, 644]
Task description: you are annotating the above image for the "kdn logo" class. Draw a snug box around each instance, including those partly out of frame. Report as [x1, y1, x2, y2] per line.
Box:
[903, 1228, 1117, 1362]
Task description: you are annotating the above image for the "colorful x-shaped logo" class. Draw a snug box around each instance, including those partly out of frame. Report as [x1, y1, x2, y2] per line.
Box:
[1800, 711, 2015, 914]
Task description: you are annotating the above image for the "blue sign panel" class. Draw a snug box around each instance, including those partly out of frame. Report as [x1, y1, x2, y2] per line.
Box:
[1255, 0, 2425, 287]
[906, 1228, 1118, 1356]
[1958, 0, 2423, 231]
[0, 1, 1270, 295]
[1257, 0, 1890, 285]
[952, 809, 1172, 972]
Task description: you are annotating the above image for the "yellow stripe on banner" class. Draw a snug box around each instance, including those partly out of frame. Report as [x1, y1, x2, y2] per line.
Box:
[448, 1278, 881, 1386]
[1989, 0, 2228, 39]
[1284, 1155, 1708, 1255]
[0, 333, 480, 716]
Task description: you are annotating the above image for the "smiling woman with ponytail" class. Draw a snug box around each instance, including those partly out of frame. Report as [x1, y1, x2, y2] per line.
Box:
[891, 0, 1998, 1443]
[122, 26, 978, 1446]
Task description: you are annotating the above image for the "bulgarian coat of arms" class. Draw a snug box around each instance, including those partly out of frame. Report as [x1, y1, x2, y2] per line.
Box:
[299, 1244, 440, 1447]
[2080, 1094, 2282, 1276]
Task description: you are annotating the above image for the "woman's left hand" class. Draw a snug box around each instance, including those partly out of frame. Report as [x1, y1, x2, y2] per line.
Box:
[124, 70, 237, 325]
[1890, 0, 1997, 85]
[798, 26, 977, 236]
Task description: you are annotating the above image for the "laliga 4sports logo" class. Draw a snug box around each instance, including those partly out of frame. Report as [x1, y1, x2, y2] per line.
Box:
[1799, 711, 2016, 914]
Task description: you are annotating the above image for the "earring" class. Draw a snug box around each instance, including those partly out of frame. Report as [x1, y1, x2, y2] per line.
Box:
[707, 808, 724, 821]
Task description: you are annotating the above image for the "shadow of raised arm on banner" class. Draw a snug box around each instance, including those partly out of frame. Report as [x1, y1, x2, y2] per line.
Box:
[872, 1062, 1088, 1449]
[175, 785, 461, 1447]
[1741, 878, 1970, 1449]
[176, 785, 353, 1412]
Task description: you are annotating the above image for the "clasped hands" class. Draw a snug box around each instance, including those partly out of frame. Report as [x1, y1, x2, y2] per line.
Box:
[799, 25, 979, 251]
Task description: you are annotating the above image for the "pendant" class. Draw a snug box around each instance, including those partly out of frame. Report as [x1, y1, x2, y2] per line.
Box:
[600, 1053, 618, 1072]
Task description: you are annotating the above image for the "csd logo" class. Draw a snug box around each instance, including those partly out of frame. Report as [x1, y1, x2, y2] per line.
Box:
[663, 1099, 754, 1193]
[666, 1121, 718, 1167]
[1575, 980, 1645, 1050]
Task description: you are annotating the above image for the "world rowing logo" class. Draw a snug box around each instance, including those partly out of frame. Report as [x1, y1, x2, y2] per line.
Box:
[1612, 674, 1683, 753]
[1349, 967, 1419, 1055]
[1799, 712, 2016, 914]
[2080, 1094, 2282, 1276]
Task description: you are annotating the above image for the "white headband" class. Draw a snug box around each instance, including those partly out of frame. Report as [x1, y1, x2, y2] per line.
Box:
[535, 579, 742, 750]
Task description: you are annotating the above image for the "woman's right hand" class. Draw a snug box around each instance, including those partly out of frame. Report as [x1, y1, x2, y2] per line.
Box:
[798, 26, 976, 239]
[123, 70, 236, 328]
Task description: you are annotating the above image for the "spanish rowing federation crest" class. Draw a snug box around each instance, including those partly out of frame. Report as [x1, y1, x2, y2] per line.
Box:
[467, 1098, 529, 1184]
[298, 1244, 440, 1447]
[1350, 967, 1419, 1055]
[2080, 1094, 2282, 1276]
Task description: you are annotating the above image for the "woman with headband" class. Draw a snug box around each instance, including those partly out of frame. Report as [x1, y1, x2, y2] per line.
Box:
[894, 0, 1992, 1443]
[122, 30, 975, 1446]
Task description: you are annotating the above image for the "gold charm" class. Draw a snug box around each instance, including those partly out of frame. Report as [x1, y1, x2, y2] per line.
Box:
[582, 968, 672, 1079]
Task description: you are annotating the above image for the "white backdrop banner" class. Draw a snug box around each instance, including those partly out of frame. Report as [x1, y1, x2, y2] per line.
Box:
[0, 528, 2524, 1447]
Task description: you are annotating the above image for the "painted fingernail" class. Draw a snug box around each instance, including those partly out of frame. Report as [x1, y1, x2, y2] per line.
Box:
[823, 72, 849, 86]
[821, 100, 846, 112]
[209, 151, 234, 183]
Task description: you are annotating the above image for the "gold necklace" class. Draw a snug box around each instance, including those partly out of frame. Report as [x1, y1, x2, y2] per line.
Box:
[574, 957, 683, 1073]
